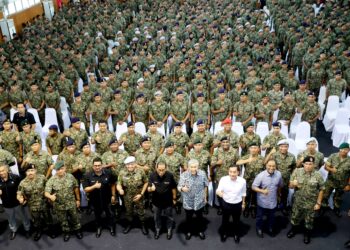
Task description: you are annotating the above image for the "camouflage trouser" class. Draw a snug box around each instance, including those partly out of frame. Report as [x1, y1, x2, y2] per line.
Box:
[30, 207, 53, 230]
[322, 183, 344, 209]
[124, 194, 145, 222]
[290, 204, 315, 230]
[55, 208, 81, 233]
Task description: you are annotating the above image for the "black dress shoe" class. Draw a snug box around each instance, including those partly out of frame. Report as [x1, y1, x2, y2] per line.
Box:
[33, 231, 42, 241]
[47, 228, 57, 239]
[154, 229, 160, 239]
[344, 240, 350, 248]
[220, 234, 227, 242]
[256, 229, 264, 238]
[96, 227, 102, 238]
[167, 229, 172, 240]
[141, 223, 149, 235]
[217, 208, 222, 215]
[123, 225, 131, 234]
[185, 232, 192, 240]
[199, 232, 205, 240]
[287, 228, 296, 238]
[9, 231, 16, 240]
[63, 234, 70, 242]
[76, 231, 83, 239]
[233, 234, 240, 243]
[303, 232, 311, 244]
[268, 228, 275, 237]
[110, 226, 116, 236]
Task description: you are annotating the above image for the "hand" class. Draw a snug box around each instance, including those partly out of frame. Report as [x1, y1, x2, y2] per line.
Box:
[182, 186, 189, 192]
[49, 194, 57, 202]
[217, 190, 224, 198]
[133, 194, 142, 202]
[292, 180, 298, 187]
[220, 107, 225, 112]
[111, 196, 117, 205]
[18, 196, 25, 204]
[217, 159, 223, 165]
[262, 188, 269, 195]
[95, 136, 101, 143]
[344, 185, 350, 192]
[94, 181, 101, 189]
[314, 203, 321, 211]
[16, 135, 20, 142]
[157, 121, 163, 127]
[242, 202, 246, 210]
[119, 189, 124, 195]
[76, 200, 80, 208]
[172, 199, 177, 205]
[0, 189, 2, 196]
[25, 157, 32, 163]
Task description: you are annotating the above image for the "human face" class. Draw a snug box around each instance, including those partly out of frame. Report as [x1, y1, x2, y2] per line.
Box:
[189, 163, 198, 175]
[126, 162, 136, 172]
[156, 164, 166, 177]
[249, 145, 260, 155]
[339, 148, 350, 157]
[228, 167, 239, 180]
[306, 141, 317, 152]
[82, 145, 91, 155]
[67, 145, 76, 153]
[266, 160, 276, 174]
[272, 127, 280, 134]
[279, 144, 289, 154]
[3, 121, 11, 130]
[0, 165, 9, 179]
[221, 140, 230, 150]
[99, 123, 107, 132]
[303, 161, 314, 173]
[17, 104, 25, 114]
[110, 142, 119, 152]
[127, 125, 135, 133]
[142, 141, 151, 150]
[174, 126, 182, 134]
[26, 168, 37, 179]
[197, 123, 206, 132]
[31, 143, 41, 153]
[149, 124, 157, 133]
[56, 166, 67, 177]
[93, 161, 102, 173]
[194, 143, 203, 152]
[224, 123, 231, 131]
[166, 146, 174, 154]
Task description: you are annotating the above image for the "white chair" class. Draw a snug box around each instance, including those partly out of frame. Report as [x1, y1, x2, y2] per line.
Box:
[256, 122, 269, 142]
[294, 122, 310, 152]
[135, 122, 146, 136]
[323, 95, 340, 132]
[342, 96, 350, 111]
[318, 86, 327, 120]
[157, 123, 166, 137]
[107, 116, 114, 132]
[272, 109, 279, 122]
[181, 124, 187, 134]
[231, 122, 244, 136]
[60, 97, 69, 113]
[213, 121, 223, 135]
[78, 78, 83, 93]
[10, 108, 17, 121]
[10, 157, 19, 176]
[331, 108, 350, 147]
[52, 155, 58, 163]
[89, 114, 94, 135]
[42, 108, 60, 139]
[80, 122, 86, 130]
[286, 138, 298, 156]
[116, 122, 127, 140]
[289, 111, 301, 139]
[192, 123, 198, 133]
[27, 108, 43, 134]
[94, 123, 100, 132]
[277, 120, 289, 138]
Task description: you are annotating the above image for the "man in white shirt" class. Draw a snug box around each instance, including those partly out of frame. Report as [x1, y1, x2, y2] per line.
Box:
[216, 165, 246, 243]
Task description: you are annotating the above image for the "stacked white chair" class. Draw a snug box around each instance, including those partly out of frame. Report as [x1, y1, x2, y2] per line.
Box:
[60, 97, 71, 130]
[323, 95, 340, 132]
[342, 96, 350, 110]
[286, 138, 298, 156]
[116, 122, 127, 140]
[256, 122, 269, 142]
[192, 123, 198, 133]
[181, 123, 187, 134]
[135, 122, 147, 136]
[213, 121, 223, 135]
[331, 108, 350, 147]
[231, 122, 244, 136]
[289, 111, 301, 139]
[27, 108, 45, 147]
[10, 157, 20, 176]
[10, 108, 17, 121]
[318, 86, 327, 120]
[277, 120, 289, 138]
[42, 108, 60, 139]
[294, 122, 311, 152]
[157, 123, 166, 137]
[107, 116, 114, 132]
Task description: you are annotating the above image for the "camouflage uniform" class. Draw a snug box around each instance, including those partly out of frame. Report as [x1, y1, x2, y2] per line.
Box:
[263, 133, 286, 155]
[189, 131, 214, 152]
[297, 150, 324, 170]
[213, 130, 239, 149]
[146, 131, 164, 156]
[322, 153, 350, 210]
[326, 78, 347, 98]
[20, 130, 41, 155]
[57, 150, 80, 174]
[167, 132, 189, 157]
[0, 130, 21, 160]
[45, 133, 65, 156]
[109, 100, 129, 125]
[45, 173, 81, 233]
[157, 152, 184, 182]
[186, 149, 211, 174]
[119, 132, 142, 156]
[101, 149, 129, 178]
[149, 101, 169, 123]
[211, 98, 232, 123]
[66, 128, 88, 152]
[290, 168, 324, 230]
[135, 148, 158, 174]
[0, 149, 15, 166]
[76, 152, 100, 175]
[212, 147, 239, 182]
[117, 168, 147, 222]
[277, 100, 296, 122]
[301, 101, 320, 136]
[87, 102, 108, 127]
[71, 102, 88, 126]
[233, 101, 255, 123]
[23, 150, 53, 176]
[192, 101, 211, 124]
[92, 130, 116, 155]
[132, 102, 149, 125]
[255, 102, 273, 123]
[239, 133, 261, 156]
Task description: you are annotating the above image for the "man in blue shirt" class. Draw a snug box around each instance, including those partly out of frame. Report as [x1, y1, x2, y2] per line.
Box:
[252, 159, 283, 238]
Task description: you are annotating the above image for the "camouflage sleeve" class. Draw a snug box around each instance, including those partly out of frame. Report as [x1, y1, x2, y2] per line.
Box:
[17, 181, 24, 196]
[71, 174, 79, 189]
[46, 153, 54, 166]
[318, 173, 325, 191]
[325, 153, 334, 167]
[117, 172, 123, 186]
[45, 178, 54, 194]
[290, 168, 298, 183]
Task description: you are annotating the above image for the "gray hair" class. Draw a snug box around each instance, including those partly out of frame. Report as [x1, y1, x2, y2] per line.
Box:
[187, 159, 199, 167]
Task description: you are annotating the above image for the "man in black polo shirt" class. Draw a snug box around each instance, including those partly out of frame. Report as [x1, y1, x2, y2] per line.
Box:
[83, 157, 117, 238]
[148, 161, 177, 240]
[12, 103, 36, 132]
[0, 163, 31, 240]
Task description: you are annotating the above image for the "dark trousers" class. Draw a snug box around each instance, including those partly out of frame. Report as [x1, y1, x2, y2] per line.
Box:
[281, 186, 289, 208]
[256, 206, 276, 231]
[154, 206, 174, 230]
[93, 203, 115, 228]
[184, 208, 204, 234]
[221, 200, 242, 235]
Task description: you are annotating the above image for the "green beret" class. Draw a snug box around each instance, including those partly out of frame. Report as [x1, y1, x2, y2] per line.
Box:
[339, 142, 350, 149]
[54, 161, 65, 170]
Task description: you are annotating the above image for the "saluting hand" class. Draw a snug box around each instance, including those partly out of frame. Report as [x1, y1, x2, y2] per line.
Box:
[49, 193, 57, 202]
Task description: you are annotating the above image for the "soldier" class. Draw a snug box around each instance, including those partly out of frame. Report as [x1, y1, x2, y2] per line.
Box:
[266, 139, 296, 215]
[233, 91, 255, 126]
[255, 94, 273, 125]
[27, 81, 45, 125]
[20, 121, 41, 156]
[132, 93, 149, 125]
[296, 138, 324, 169]
[293, 80, 308, 113]
[0, 118, 21, 162]
[300, 92, 320, 137]
[91, 120, 116, 155]
[0, 163, 31, 240]
[71, 92, 88, 131]
[117, 156, 149, 235]
[211, 88, 231, 124]
[237, 142, 265, 218]
[21, 137, 54, 178]
[322, 142, 350, 217]
[213, 118, 239, 150]
[17, 164, 54, 241]
[108, 89, 129, 130]
[135, 136, 158, 174]
[191, 93, 211, 127]
[75, 141, 100, 176]
[287, 156, 324, 244]
[189, 119, 214, 152]
[45, 82, 64, 133]
[306, 60, 326, 94]
[56, 72, 74, 105]
[102, 138, 129, 178]
[0, 148, 15, 166]
[146, 121, 165, 156]
[167, 122, 189, 157]
[170, 90, 191, 132]
[211, 136, 239, 214]
[277, 92, 296, 128]
[46, 124, 65, 156]
[119, 122, 143, 156]
[326, 70, 347, 99]
[186, 138, 211, 175]
[149, 91, 169, 132]
[86, 92, 108, 128]
[63, 117, 88, 151]
[57, 138, 80, 175]
[262, 122, 286, 155]
[83, 157, 116, 238]
[239, 122, 261, 156]
[12, 102, 36, 132]
[45, 161, 83, 242]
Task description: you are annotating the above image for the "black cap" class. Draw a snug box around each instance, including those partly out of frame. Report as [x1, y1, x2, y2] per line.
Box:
[127, 121, 134, 127]
[165, 140, 175, 148]
[109, 138, 118, 146]
[303, 156, 315, 163]
[141, 136, 151, 143]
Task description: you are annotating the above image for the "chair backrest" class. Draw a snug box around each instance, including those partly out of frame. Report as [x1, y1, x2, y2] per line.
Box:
[157, 124, 166, 137]
[44, 108, 59, 128]
[295, 121, 311, 141]
[27, 108, 42, 128]
[181, 124, 187, 134]
[94, 123, 100, 132]
[60, 97, 69, 113]
[344, 96, 350, 111]
[318, 86, 327, 104]
[325, 95, 339, 114]
[10, 108, 17, 121]
[256, 122, 269, 142]
[192, 123, 198, 133]
[214, 121, 224, 135]
[80, 121, 86, 130]
[286, 139, 298, 156]
[116, 122, 127, 140]
[334, 108, 350, 126]
[277, 120, 289, 139]
[232, 122, 244, 136]
[78, 78, 83, 93]
[135, 122, 146, 136]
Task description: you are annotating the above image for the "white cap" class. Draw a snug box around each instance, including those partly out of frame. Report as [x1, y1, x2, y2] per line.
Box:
[258, 29, 263, 32]
[124, 156, 136, 165]
[117, 31, 122, 35]
[97, 32, 103, 37]
[154, 90, 163, 96]
[137, 78, 144, 83]
[306, 137, 318, 145]
[146, 35, 152, 39]
[132, 37, 138, 42]
[149, 64, 155, 68]
[160, 36, 165, 40]
[135, 30, 141, 35]
[277, 139, 289, 146]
